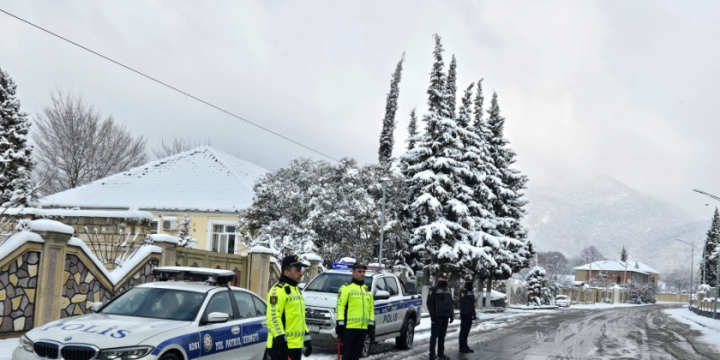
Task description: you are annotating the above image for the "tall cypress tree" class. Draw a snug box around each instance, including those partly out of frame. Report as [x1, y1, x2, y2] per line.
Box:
[703, 207, 720, 286]
[0, 67, 36, 207]
[407, 108, 418, 151]
[378, 53, 405, 166]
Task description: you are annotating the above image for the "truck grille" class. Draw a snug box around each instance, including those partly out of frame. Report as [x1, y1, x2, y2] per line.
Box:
[33, 342, 59, 359]
[306, 307, 333, 327]
[61, 346, 97, 360]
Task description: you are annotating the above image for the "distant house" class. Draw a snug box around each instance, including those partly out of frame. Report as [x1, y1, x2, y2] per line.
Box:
[574, 260, 659, 288]
[40, 146, 268, 255]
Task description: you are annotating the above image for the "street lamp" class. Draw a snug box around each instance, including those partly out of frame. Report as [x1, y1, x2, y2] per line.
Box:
[676, 238, 697, 310]
[377, 178, 389, 266]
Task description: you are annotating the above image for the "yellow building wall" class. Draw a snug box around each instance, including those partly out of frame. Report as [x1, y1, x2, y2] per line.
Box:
[153, 213, 249, 255]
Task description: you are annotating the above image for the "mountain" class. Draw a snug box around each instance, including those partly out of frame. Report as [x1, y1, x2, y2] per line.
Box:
[523, 174, 709, 272]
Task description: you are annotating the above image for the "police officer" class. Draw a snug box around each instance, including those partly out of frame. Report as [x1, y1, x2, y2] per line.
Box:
[267, 255, 312, 360]
[458, 275, 477, 353]
[427, 272, 453, 360]
[336, 262, 375, 360]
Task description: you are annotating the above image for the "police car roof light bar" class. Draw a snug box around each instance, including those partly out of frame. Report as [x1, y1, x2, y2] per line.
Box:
[152, 266, 235, 286]
[332, 263, 353, 270]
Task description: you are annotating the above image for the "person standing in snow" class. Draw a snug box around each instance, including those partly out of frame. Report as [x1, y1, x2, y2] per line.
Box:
[336, 262, 375, 360]
[427, 272, 453, 360]
[458, 275, 477, 353]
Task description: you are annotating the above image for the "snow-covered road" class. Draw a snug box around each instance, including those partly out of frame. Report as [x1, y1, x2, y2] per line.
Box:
[345, 304, 720, 360]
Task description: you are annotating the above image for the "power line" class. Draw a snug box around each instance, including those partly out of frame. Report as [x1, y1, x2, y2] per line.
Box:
[0, 8, 340, 162]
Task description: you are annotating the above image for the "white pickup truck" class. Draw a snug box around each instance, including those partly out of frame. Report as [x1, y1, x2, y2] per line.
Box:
[301, 265, 422, 357]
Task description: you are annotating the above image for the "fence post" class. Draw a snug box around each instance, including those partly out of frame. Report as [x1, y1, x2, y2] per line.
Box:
[248, 247, 273, 297]
[34, 228, 74, 328]
[302, 254, 322, 282]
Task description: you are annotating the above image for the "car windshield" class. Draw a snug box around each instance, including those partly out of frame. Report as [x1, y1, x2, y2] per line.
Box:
[101, 287, 205, 321]
[557, 296, 568, 299]
[304, 273, 373, 293]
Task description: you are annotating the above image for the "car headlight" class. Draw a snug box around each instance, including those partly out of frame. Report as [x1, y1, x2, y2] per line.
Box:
[19, 335, 33, 352]
[97, 346, 154, 360]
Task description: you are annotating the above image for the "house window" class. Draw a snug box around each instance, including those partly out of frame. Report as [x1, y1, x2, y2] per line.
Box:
[150, 220, 159, 235]
[211, 224, 236, 254]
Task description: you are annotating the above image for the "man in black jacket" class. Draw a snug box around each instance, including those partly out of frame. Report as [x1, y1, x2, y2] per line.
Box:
[458, 275, 477, 353]
[427, 272, 453, 360]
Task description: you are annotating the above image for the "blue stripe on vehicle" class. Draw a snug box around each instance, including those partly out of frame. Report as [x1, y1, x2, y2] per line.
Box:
[150, 319, 268, 359]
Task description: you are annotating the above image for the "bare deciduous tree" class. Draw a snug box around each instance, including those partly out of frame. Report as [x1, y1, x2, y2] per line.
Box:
[580, 246, 606, 264]
[32, 90, 147, 195]
[663, 267, 694, 293]
[152, 136, 211, 159]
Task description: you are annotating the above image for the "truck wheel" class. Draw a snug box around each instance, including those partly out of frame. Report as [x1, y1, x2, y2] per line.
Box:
[361, 333, 372, 358]
[395, 317, 415, 349]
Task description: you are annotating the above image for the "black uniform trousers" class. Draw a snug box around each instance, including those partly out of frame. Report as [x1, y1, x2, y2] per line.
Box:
[269, 346, 302, 360]
[459, 315, 473, 349]
[429, 317, 450, 356]
[342, 328, 368, 360]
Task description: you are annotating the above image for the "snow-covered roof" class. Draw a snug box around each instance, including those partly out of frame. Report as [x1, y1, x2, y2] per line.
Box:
[40, 146, 269, 212]
[574, 260, 659, 275]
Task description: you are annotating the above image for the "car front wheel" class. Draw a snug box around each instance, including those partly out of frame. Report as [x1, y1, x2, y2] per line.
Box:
[361, 333, 372, 358]
[396, 317, 415, 349]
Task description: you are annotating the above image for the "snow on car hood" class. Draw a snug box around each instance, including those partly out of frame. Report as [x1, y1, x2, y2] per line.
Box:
[303, 290, 337, 309]
[26, 313, 192, 348]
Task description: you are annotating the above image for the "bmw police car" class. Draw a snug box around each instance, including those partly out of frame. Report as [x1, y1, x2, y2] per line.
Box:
[13, 267, 268, 360]
[301, 262, 421, 357]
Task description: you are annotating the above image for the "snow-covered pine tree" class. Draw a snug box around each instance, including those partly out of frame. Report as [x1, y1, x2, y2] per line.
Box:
[703, 207, 720, 287]
[621, 246, 628, 262]
[526, 266, 546, 306]
[407, 108, 418, 151]
[403, 34, 478, 274]
[445, 55, 458, 119]
[485, 92, 534, 275]
[0, 67, 36, 207]
[378, 53, 405, 167]
[177, 214, 197, 248]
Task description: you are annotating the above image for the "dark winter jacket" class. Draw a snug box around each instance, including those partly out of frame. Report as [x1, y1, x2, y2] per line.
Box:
[427, 283, 453, 318]
[459, 284, 476, 317]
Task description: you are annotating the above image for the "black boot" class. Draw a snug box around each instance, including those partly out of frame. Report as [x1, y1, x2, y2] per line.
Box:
[459, 347, 471, 354]
[438, 354, 451, 360]
[465, 347, 474, 353]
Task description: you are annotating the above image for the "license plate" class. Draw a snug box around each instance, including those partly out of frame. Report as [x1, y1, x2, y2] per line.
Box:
[309, 325, 320, 333]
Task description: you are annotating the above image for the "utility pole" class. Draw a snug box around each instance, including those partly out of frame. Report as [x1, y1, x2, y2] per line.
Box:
[378, 179, 387, 265]
[677, 238, 696, 310]
[715, 259, 719, 319]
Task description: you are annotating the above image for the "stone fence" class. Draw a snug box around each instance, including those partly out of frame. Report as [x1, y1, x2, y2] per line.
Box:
[0, 220, 322, 337]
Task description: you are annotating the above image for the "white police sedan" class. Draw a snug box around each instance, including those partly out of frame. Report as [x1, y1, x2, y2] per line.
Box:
[13, 267, 269, 360]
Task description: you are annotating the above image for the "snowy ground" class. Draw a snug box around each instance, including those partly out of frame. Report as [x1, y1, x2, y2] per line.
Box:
[0, 338, 17, 360]
[664, 307, 720, 350]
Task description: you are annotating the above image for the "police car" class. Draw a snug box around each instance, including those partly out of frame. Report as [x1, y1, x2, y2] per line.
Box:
[13, 267, 268, 360]
[301, 262, 421, 357]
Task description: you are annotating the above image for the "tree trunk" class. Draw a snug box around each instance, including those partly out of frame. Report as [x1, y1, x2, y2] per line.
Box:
[485, 276, 493, 309]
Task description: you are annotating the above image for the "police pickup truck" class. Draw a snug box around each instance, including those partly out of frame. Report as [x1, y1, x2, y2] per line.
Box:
[13, 267, 269, 360]
[301, 263, 422, 357]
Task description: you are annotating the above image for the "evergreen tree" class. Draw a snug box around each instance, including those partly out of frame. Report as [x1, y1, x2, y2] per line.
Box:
[703, 207, 720, 286]
[526, 266, 546, 306]
[0, 67, 36, 207]
[620, 246, 628, 262]
[177, 214, 198, 248]
[407, 108, 418, 151]
[482, 92, 535, 278]
[403, 34, 482, 273]
[378, 53, 405, 166]
[445, 55, 458, 119]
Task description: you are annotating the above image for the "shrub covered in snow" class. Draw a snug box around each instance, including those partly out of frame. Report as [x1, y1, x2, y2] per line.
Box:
[526, 266, 546, 306]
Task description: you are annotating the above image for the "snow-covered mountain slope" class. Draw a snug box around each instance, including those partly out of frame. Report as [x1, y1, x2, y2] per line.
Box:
[523, 175, 709, 271]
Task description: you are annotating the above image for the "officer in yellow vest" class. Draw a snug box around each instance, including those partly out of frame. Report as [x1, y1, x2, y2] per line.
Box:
[335, 262, 374, 360]
[266, 255, 311, 360]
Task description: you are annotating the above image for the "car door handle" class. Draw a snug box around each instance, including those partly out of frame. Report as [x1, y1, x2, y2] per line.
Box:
[261, 321, 267, 328]
[232, 326, 240, 335]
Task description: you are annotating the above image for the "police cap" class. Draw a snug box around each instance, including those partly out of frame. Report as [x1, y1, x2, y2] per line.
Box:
[352, 262, 368, 270]
[281, 255, 309, 268]
[464, 275, 473, 282]
[437, 272, 449, 280]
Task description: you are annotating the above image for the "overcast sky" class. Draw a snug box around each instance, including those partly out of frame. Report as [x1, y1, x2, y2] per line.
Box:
[1, 1, 720, 220]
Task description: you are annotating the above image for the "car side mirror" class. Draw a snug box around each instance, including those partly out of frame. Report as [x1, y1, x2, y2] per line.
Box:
[298, 283, 306, 290]
[206, 312, 230, 324]
[89, 302, 103, 313]
[374, 290, 390, 301]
